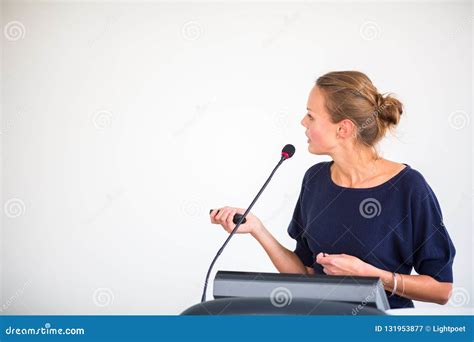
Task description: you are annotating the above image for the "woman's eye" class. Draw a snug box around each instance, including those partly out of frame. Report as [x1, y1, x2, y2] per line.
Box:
[307, 113, 314, 120]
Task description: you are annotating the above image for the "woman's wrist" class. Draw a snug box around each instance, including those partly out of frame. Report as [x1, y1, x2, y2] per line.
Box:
[250, 222, 265, 239]
[377, 269, 395, 291]
[363, 265, 393, 289]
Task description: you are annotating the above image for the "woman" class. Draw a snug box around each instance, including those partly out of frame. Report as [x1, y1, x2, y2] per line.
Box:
[210, 71, 455, 309]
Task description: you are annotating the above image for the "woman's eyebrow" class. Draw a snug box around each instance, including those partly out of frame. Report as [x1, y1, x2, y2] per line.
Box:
[306, 107, 315, 113]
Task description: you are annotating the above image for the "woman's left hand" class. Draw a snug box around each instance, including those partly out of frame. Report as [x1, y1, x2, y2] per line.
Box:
[315, 252, 377, 277]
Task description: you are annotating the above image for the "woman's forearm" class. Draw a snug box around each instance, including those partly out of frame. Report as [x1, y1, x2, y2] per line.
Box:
[251, 224, 308, 274]
[372, 268, 452, 305]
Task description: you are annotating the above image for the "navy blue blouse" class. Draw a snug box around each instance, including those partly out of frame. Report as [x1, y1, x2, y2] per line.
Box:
[287, 161, 456, 309]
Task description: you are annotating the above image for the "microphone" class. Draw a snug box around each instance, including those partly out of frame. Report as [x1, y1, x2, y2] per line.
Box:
[281, 143, 295, 160]
[200, 144, 295, 302]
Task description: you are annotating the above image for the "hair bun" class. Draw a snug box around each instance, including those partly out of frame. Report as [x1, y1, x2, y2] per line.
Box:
[375, 93, 385, 108]
[377, 93, 403, 127]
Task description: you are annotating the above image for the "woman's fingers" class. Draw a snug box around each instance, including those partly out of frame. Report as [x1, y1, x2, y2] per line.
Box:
[210, 209, 220, 224]
[226, 209, 237, 230]
[220, 208, 234, 233]
[210, 207, 246, 223]
[216, 207, 230, 223]
[316, 252, 327, 264]
[215, 207, 232, 227]
[209, 209, 219, 224]
[210, 206, 254, 234]
[323, 267, 332, 274]
[219, 207, 231, 223]
[210, 207, 230, 223]
[323, 266, 337, 275]
[316, 252, 337, 266]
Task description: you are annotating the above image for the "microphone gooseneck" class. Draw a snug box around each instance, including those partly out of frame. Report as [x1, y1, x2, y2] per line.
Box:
[200, 144, 295, 302]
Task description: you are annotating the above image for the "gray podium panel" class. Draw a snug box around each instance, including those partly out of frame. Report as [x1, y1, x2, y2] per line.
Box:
[213, 270, 390, 311]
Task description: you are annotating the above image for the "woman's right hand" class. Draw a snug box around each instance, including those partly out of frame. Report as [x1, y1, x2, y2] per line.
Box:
[210, 206, 263, 235]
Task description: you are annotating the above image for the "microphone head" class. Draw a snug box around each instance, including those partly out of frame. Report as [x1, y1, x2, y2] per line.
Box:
[281, 144, 295, 160]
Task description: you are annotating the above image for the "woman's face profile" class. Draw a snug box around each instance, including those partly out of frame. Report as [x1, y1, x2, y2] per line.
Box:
[301, 86, 339, 155]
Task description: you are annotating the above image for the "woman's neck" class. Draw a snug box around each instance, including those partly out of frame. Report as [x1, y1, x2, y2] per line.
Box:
[330, 145, 382, 188]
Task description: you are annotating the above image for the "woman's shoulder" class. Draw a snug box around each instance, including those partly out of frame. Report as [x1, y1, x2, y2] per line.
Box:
[386, 160, 434, 195]
[303, 161, 331, 181]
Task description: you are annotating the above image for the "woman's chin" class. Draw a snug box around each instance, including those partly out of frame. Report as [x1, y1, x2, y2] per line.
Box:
[308, 143, 326, 155]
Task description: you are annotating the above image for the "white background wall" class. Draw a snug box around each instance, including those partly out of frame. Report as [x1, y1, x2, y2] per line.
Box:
[1, 0, 472, 315]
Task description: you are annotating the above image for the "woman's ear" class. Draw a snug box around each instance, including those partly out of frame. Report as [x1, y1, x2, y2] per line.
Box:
[336, 119, 356, 139]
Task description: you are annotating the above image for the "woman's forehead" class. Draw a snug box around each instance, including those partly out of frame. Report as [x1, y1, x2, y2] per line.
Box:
[307, 86, 325, 112]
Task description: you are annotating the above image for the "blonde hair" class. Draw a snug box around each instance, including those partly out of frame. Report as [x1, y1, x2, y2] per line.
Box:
[316, 71, 403, 148]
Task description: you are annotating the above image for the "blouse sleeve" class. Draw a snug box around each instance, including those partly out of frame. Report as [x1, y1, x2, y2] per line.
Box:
[411, 180, 456, 282]
[287, 173, 314, 267]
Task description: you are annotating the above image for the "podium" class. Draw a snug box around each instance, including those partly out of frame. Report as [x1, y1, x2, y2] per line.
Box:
[182, 270, 389, 315]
